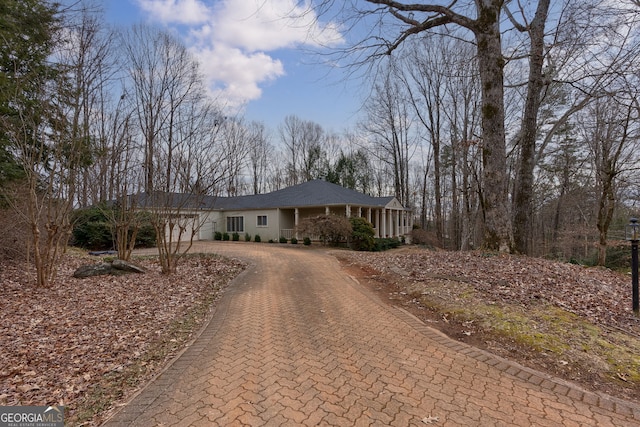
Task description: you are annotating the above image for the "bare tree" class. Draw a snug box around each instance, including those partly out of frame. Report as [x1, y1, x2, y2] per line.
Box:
[123, 25, 228, 273]
[400, 32, 450, 245]
[279, 115, 305, 186]
[361, 66, 414, 206]
[278, 115, 326, 185]
[5, 63, 87, 287]
[247, 121, 271, 194]
[580, 92, 638, 266]
[319, 0, 513, 250]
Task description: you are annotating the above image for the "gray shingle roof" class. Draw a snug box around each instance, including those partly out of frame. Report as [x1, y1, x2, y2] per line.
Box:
[215, 180, 396, 210]
[132, 180, 401, 211]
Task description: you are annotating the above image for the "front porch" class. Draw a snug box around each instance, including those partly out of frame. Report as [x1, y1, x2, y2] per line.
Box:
[278, 204, 412, 240]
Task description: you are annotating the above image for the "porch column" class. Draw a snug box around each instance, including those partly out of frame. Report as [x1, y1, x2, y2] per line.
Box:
[357, 207, 362, 217]
[346, 205, 351, 218]
[325, 206, 330, 215]
[375, 209, 380, 237]
[295, 208, 299, 239]
[392, 209, 397, 237]
[401, 211, 409, 235]
[367, 208, 371, 224]
[381, 209, 387, 237]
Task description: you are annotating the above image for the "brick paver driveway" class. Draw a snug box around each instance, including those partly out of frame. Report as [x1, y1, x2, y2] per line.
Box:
[103, 242, 640, 426]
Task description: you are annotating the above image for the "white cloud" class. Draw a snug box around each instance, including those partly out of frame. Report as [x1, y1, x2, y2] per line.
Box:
[206, 0, 343, 51]
[135, 0, 344, 106]
[136, 0, 211, 24]
[196, 44, 285, 107]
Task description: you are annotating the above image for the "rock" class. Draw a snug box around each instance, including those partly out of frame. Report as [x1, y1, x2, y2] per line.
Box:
[112, 259, 145, 274]
[73, 263, 114, 278]
[73, 259, 146, 279]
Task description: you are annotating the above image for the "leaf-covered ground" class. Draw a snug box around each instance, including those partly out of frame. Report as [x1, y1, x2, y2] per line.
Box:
[0, 251, 245, 425]
[336, 246, 640, 402]
[3, 245, 640, 425]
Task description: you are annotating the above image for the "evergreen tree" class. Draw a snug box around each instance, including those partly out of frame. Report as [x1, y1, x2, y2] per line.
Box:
[0, 0, 59, 189]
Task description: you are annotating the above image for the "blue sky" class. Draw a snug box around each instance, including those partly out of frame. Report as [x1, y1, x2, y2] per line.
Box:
[100, 0, 364, 133]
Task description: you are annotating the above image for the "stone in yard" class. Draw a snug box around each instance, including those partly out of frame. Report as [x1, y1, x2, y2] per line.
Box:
[112, 259, 146, 274]
[73, 259, 146, 278]
[73, 263, 113, 278]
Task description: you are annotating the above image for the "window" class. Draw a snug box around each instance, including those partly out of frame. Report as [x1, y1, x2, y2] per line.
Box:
[226, 216, 244, 232]
[257, 215, 267, 227]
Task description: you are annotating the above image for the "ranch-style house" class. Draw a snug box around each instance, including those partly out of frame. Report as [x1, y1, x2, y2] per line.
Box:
[137, 179, 413, 242]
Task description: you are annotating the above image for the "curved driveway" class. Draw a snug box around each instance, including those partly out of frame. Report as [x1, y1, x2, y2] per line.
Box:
[103, 242, 640, 426]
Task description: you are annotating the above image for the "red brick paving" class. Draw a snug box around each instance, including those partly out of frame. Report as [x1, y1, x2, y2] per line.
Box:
[102, 243, 640, 426]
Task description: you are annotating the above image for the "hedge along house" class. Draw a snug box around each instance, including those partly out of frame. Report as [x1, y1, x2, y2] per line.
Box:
[136, 180, 412, 242]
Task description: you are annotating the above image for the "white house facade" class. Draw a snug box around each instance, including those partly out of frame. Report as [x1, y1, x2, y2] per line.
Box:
[139, 180, 412, 242]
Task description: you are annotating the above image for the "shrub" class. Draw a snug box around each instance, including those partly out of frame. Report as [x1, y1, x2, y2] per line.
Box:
[134, 212, 157, 248]
[254, 234, 261, 243]
[290, 237, 298, 244]
[245, 233, 251, 242]
[232, 232, 240, 241]
[71, 206, 113, 250]
[303, 237, 311, 246]
[297, 214, 351, 246]
[279, 236, 288, 243]
[411, 228, 438, 248]
[222, 232, 230, 241]
[268, 239, 275, 243]
[374, 237, 401, 251]
[71, 205, 156, 250]
[349, 217, 375, 251]
[214, 231, 222, 240]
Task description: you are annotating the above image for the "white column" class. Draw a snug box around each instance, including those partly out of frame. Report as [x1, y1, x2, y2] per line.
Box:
[357, 207, 362, 217]
[367, 208, 372, 224]
[346, 205, 351, 218]
[295, 208, 299, 239]
[392, 210, 397, 237]
[382, 209, 387, 237]
[325, 206, 330, 215]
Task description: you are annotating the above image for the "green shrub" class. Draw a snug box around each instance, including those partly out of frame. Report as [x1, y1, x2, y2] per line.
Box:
[71, 205, 113, 249]
[222, 232, 230, 241]
[135, 212, 157, 248]
[245, 233, 251, 242]
[303, 237, 311, 246]
[214, 231, 222, 240]
[254, 234, 261, 243]
[232, 232, 240, 241]
[349, 217, 375, 251]
[290, 237, 298, 244]
[374, 237, 401, 251]
[279, 236, 288, 243]
[71, 205, 156, 249]
[268, 239, 275, 243]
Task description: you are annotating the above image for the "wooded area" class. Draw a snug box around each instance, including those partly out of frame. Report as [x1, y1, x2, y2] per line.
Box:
[2, 0, 640, 285]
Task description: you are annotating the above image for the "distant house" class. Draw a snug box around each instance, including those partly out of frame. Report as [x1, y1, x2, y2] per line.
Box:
[136, 180, 412, 242]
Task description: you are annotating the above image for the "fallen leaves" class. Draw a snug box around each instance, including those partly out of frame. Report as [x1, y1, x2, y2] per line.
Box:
[0, 252, 245, 423]
[338, 247, 640, 402]
[344, 248, 638, 332]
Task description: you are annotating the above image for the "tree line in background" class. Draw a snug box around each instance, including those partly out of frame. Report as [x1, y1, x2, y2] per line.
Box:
[2, 0, 640, 286]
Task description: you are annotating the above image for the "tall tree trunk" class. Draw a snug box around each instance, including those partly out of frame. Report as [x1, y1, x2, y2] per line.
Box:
[474, 2, 512, 252]
[513, 0, 551, 254]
